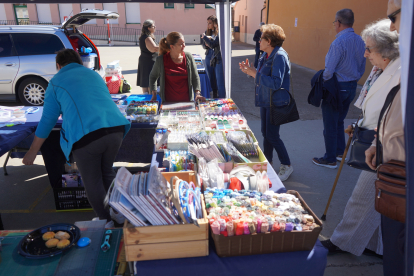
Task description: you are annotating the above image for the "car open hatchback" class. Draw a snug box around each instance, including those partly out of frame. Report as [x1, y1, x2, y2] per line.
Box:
[0, 9, 119, 106]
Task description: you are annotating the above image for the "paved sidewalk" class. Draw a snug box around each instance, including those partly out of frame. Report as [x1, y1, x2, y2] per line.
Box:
[0, 42, 383, 275]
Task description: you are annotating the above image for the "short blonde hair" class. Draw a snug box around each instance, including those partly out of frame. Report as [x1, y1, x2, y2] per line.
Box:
[260, 24, 286, 47]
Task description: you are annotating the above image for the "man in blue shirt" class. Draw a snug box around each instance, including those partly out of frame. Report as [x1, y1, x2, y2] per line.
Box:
[253, 22, 265, 68]
[313, 9, 366, 169]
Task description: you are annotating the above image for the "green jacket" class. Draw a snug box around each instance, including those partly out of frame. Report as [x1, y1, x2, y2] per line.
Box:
[149, 51, 201, 102]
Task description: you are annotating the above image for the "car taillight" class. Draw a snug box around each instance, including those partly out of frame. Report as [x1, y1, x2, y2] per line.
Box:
[83, 33, 101, 69]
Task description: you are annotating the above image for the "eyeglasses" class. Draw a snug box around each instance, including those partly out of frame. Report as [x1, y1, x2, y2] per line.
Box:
[388, 9, 401, 23]
[365, 46, 376, 53]
[259, 36, 266, 42]
[332, 19, 341, 26]
[151, 25, 156, 28]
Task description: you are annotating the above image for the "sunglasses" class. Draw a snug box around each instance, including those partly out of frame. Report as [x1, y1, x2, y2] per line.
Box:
[259, 37, 267, 42]
[332, 19, 341, 26]
[388, 9, 401, 23]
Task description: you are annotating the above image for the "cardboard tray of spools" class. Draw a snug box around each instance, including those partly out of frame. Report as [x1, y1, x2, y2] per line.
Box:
[211, 190, 323, 257]
[123, 171, 209, 262]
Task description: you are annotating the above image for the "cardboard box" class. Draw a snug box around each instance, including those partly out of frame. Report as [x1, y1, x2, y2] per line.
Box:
[123, 171, 209, 261]
[211, 190, 323, 257]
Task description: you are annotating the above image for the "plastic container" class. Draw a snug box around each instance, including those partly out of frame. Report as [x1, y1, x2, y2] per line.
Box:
[107, 60, 120, 69]
[81, 54, 95, 69]
[0, 110, 12, 123]
[105, 66, 122, 76]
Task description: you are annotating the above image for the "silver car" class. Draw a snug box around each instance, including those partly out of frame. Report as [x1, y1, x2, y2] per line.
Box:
[0, 10, 118, 106]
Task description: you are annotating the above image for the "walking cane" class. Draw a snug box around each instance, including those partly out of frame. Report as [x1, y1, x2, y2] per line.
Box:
[321, 127, 353, 221]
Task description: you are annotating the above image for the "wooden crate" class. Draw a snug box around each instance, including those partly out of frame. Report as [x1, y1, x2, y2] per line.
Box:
[123, 172, 209, 262]
[211, 190, 323, 257]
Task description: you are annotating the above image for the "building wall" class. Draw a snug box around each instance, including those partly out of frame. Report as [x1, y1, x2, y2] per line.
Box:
[233, 0, 267, 45]
[140, 3, 215, 43]
[267, 0, 388, 84]
[1, 3, 214, 42]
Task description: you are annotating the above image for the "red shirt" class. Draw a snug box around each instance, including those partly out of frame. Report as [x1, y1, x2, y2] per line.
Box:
[164, 52, 189, 102]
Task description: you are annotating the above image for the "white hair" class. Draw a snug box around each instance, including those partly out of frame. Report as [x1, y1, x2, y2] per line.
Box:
[389, 0, 402, 8]
[362, 19, 399, 60]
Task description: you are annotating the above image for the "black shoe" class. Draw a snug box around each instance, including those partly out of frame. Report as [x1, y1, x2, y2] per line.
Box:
[363, 248, 383, 259]
[321, 239, 345, 253]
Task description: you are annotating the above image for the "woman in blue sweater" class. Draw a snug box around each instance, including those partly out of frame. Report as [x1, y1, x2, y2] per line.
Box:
[23, 49, 131, 226]
[201, 15, 225, 98]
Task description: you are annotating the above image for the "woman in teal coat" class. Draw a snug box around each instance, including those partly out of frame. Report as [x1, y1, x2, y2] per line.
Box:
[23, 49, 131, 226]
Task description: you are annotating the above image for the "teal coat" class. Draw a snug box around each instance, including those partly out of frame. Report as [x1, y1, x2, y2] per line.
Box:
[35, 63, 131, 161]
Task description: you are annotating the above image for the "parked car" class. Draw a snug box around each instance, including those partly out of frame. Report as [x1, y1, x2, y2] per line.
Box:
[0, 10, 118, 106]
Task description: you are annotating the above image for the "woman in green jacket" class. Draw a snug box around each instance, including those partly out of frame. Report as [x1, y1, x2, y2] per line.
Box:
[149, 32, 205, 102]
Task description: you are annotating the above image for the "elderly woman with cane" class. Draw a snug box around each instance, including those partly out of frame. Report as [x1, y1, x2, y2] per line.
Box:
[321, 19, 400, 257]
[365, 0, 406, 274]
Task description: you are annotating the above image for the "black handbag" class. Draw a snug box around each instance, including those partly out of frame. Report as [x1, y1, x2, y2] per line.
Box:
[269, 54, 300, 126]
[347, 113, 376, 172]
[270, 89, 300, 125]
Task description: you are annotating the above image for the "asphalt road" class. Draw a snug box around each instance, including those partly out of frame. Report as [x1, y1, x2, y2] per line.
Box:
[0, 42, 383, 275]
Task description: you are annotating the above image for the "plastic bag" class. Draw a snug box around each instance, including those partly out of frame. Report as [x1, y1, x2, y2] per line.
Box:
[106, 75, 121, 94]
[207, 159, 224, 189]
[120, 79, 131, 93]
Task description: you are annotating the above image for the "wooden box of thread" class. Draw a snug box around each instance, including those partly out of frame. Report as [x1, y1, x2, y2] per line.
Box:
[123, 171, 209, 261]
[210, 190, 323, 257]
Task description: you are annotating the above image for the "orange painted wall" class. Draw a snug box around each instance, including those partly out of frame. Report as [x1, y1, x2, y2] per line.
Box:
[267, 0, 388, 84]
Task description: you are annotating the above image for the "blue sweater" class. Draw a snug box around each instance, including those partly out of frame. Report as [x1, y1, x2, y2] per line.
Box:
[35, 63, 131, 161]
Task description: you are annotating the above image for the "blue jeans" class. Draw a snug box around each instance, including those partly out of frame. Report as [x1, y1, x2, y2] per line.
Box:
[205, 51, 226, 98]
[260, 107, 291, 165]
[321, 81, 357, 163]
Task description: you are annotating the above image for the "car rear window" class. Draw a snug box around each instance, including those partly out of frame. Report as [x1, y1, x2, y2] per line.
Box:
[0, 34, 14, 57]
[12, 33, 65, 56]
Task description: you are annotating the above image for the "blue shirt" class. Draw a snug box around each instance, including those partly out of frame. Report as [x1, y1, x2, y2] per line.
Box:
[36, 63, 131, 161]
[323, 28, 366, 82]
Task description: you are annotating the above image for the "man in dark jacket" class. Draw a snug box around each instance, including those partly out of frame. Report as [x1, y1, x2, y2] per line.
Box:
[253, 22, 265, 68]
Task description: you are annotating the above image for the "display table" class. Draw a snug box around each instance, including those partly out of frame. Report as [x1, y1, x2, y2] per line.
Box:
[0, 228, 123, 276]
[0, 106, 45, 158]
[134, 238, 327, 276]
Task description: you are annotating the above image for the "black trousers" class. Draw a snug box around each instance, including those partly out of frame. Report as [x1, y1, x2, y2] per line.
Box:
[381, 215, 406, 276]
[72, 132, 123, 221]
[41, 131, 67, 188]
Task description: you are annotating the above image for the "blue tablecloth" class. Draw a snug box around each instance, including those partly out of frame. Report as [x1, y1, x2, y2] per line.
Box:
[135, 239, 328, 276]
[0, 122, 37, 157]
[199, 72, 212, 98]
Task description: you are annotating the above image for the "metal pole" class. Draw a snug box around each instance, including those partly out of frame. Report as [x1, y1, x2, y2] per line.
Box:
[107, 19, 111, 45]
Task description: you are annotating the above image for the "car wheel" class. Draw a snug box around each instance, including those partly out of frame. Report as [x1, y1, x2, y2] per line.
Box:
[18, 77, 48, 106]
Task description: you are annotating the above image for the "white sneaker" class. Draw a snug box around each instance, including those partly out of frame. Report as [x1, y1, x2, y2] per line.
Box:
[336, 155, 348, 162]
[278, 165, 293, 182]
[110, 208, 126, 224]
[105, 220, 115, 228]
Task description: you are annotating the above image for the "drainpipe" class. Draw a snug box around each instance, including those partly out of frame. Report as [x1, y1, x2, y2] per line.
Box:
[260, 6, 265, 23]
[266, 0, 269, 24]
